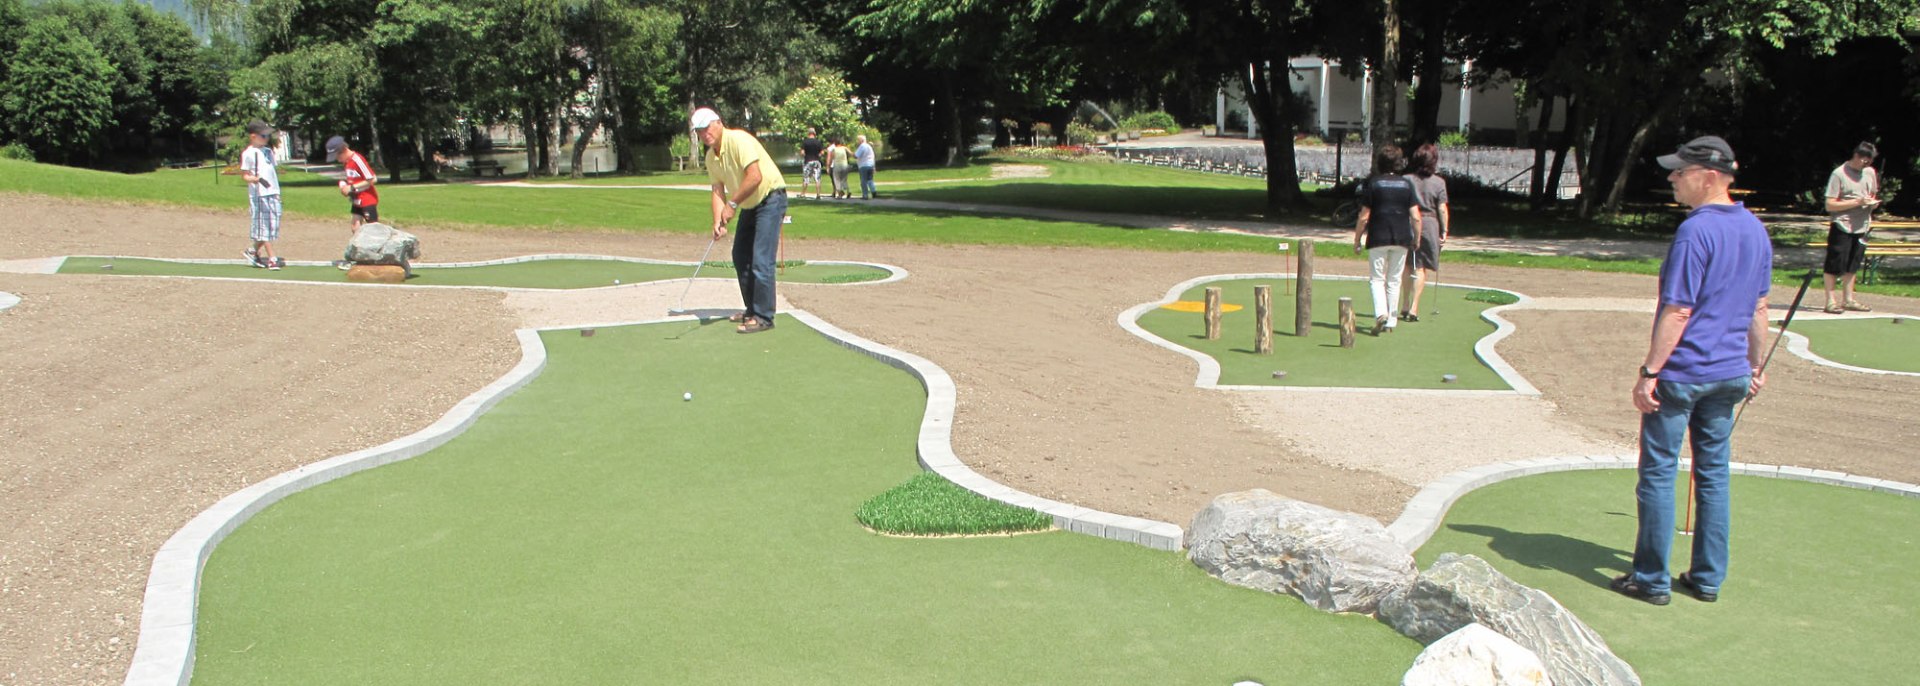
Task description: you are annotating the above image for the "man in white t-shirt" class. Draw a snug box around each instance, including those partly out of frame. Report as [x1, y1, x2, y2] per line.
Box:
[1821, 142, 1881, 313]
[855, 135, 877, 199]
[239, 120, 283, 270]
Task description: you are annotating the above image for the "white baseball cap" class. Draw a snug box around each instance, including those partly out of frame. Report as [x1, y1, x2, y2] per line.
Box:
[689, 107, 721, 131]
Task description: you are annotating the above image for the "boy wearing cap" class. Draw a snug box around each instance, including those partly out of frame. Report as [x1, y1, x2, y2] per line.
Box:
[1821, 142, 1880, 313]
[693, 107, 788, 334]
[1613, 135, 1773, 607]
[239, 121, 283, 271]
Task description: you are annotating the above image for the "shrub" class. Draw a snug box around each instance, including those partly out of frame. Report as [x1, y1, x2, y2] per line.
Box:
[856, 472, 1053, 536]
[0, 143, 33, 161]
[1120, 110, 1179, 134]
[1438, 130, 1470, 149]
[1065, 121, 1099, 145]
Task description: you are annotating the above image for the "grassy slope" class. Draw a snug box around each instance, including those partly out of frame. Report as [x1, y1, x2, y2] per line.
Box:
[1134, 278, 1509, 390]
[1418, 470, 1919, 684]
[57, 256, 886, 288]
[191, 318, 1417, 684]
[1784, 317, 1920, 373]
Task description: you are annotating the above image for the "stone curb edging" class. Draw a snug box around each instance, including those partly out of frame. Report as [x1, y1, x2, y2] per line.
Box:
[122, 328, 552, 686]
[0, 290, 19, 313]
[1117, 273, 1540, 396]
[1777, 316, 1920, 378]
[123, 310, 1181, 685]
[1386, 454, 1920, 552]
[57, 254, 909, 291]
[786, 309, 1186, 551]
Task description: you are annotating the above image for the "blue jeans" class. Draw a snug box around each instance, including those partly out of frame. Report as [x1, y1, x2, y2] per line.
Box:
[859, 166, 876, 198]
[1631, 375, 1749, 595]
[731, 189, 786, 324]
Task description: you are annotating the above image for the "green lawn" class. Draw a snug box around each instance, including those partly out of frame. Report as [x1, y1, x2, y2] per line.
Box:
[889, 159, 1286, 221]
[190, 317, 1419, 684]
[1135, 277, 1512, 390]
[1782, 317, 1920, 373]
[1418, 470, 1920, 684]
[57, 256, 888, 288]
[516, 161, 998, 187]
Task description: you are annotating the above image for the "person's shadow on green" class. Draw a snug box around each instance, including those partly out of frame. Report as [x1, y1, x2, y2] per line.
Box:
[1446, 524, 1630, 590]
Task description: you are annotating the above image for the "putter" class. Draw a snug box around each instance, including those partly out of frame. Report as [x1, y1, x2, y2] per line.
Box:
[666, 236, 719, 316]
[1682, 268, 1818, 534]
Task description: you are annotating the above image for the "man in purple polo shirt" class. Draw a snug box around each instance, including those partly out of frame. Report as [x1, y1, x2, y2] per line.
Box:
[1613, 135, 1773, 606]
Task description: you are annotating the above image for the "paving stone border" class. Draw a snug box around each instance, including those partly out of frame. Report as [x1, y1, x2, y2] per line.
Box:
[1386, 454, 1920, 552]
[1777, 315, 1920, 378]
[0, 290, 19, 313]
[1118, 272, 1540, 396]
[51, 253, 908, 290]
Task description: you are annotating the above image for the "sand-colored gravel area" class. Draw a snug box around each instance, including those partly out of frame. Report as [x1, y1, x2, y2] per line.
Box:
[3, 192, 1918, 684]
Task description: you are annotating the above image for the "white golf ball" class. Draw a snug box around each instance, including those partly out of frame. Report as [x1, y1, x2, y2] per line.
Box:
[683, 392, 693, 401]
[613, 279, 621, 285]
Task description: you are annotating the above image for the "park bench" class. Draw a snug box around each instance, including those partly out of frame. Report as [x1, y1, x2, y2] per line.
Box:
[470, 159, 506, 177]
[1801, 241, 1920, 285]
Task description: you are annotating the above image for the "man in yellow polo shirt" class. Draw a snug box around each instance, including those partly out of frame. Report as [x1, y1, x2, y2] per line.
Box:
[694, 107, 788, 334]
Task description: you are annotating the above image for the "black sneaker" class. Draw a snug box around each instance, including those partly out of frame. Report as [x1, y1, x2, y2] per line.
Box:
[1675, 573, 1718, 602]
[1611, 574, 1671, 606]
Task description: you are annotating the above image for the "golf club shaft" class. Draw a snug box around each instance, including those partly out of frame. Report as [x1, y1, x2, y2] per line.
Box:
[669, 237, 718, 314]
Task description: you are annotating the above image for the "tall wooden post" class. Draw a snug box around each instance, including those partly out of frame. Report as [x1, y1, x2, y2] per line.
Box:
[1295, 240, 1315, 337]
[1204, 287, 1222, 340]
[1338, 297, 1356, 348]
[1254, 285, 1273, 354]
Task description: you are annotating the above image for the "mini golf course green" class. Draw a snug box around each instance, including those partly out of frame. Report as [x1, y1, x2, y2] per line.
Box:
[1782, 317, 1920, 374]
[190, 316, 1419, 684]
[57, 256, 891, 289]
[1134, 278, 1514, 390]
[1418, 470, 1920, 684]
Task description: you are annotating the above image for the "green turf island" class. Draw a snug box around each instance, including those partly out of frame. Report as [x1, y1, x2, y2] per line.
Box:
[1418, 470, 1920, 684]
[1781, 316, 1920, 374]
[58, 256, 890, 288]
[1133, 277, 1517, 390]
[190, 316, 1420, 684]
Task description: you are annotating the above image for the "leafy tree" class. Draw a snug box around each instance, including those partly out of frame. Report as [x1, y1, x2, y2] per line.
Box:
[2, 14, 113, 164]
[770, 71, 863, 142]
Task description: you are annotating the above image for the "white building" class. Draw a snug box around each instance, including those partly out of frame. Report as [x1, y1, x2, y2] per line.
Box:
[1217, 57, 1567, 144]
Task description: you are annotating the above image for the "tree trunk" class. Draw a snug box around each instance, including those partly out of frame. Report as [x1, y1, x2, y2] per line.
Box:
[1369, 0, 1402, 164]
[545, 94, 564, 177]
[1600, 116, 1657, 216]
[522, 115, 539, 178]
[366, 110, 386, 181]
[1407, 9, 1446, 147]
[936, 72, 963, 166]
[1544, 97, 1580, 209]
[417, 129, 436, 182]
[1528, 94, 1556, 209]
[1243, 60, 1309, 217]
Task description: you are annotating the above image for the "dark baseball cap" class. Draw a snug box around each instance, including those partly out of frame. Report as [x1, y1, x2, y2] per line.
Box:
[246, 120, 274, 137]
[1657, 135, 1738, 174]
[325, 136, 347, 162]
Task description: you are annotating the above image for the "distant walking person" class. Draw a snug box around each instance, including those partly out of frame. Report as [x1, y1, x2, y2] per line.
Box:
[855, 134, 877, 199]
[693, 107, 788, 334]
[1352, 145, 1422, 335]
[827, 137, 852, 199]
[1613, 136, 1772, 607]
[1401, 143, 1449, 322]
[238, 120, 283, 271]
[799, 127, 825, 199]
[327, 136, 382, 270]
[1821, 142, 1880, 313]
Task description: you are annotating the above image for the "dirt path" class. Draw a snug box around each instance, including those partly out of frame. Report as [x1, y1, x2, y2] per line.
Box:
[3, 193, 1918, 684]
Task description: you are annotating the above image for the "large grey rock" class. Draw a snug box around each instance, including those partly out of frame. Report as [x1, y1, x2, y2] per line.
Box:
[344, 223, 421, 269]
[1379, 553, 1639, 686]
[1186, 489, 1415, 614]
[1403, 623, 1551, 686]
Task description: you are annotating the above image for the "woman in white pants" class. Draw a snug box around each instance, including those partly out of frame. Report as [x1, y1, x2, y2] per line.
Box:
[1352, 145, 1424, 335]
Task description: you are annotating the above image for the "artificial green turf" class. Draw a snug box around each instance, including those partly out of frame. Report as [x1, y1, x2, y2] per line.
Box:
[190, 317, 1419, 684]
[855, 472, 1054, 536]
[1418, 470, 1920, 684]
[1780, 317, 1920, 373]
[57, 256, 888, 288]
[1134, 277, 1512, 390]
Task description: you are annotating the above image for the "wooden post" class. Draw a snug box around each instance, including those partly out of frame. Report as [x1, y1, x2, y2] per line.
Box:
[1204, 287, 1222, 340]
[1338, 297, 1356, 348]
[1295, 240, 1315, 337]
[1254, 285, 1273, 354]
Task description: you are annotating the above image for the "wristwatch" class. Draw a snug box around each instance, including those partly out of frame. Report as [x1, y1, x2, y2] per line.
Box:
[1639, 365, 1660, 379]
[726, 200, 740, 210]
